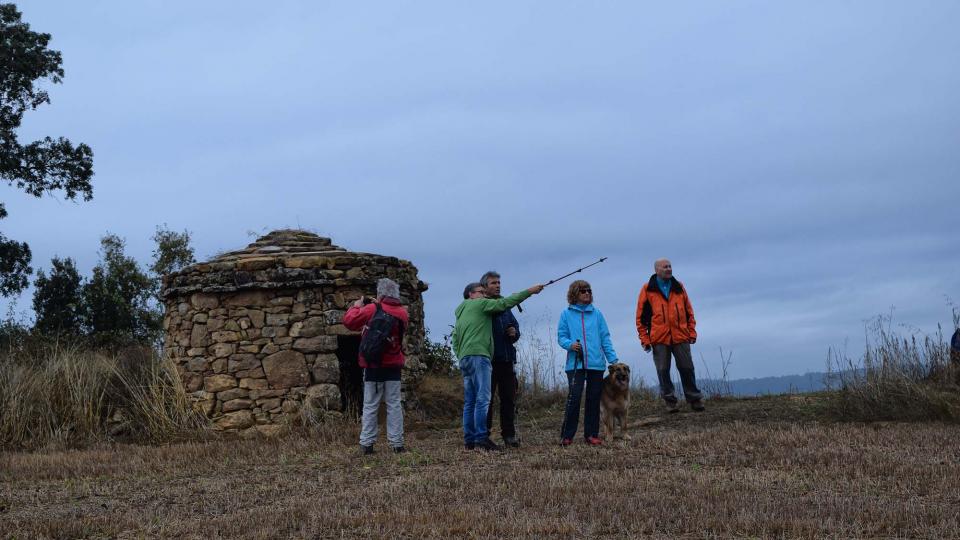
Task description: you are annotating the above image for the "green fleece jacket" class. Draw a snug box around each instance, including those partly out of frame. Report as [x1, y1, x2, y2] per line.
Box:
[452, 290, 532, 359]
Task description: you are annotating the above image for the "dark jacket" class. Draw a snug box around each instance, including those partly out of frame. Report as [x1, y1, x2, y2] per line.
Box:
[343, 297, 409, 369]
[491, 306, 520, 363]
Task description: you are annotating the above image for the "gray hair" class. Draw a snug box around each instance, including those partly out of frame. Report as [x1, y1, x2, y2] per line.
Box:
[463, 282, 482, 299]
[479, 270, 500, 288]
[377, 278, 400, 300]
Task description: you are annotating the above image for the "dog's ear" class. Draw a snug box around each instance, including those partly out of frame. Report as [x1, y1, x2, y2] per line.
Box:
[623, 364, 630, 373]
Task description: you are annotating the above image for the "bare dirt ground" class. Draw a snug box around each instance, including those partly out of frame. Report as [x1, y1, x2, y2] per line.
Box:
[2, 393, 959, 539]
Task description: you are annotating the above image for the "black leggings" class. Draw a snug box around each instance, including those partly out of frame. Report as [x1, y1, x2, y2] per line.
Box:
[560, 369, 604, 440]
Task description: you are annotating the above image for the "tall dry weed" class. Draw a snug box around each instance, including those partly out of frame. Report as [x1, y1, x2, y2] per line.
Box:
[826, 310, 960, 422]
[0, 343, 205, 450]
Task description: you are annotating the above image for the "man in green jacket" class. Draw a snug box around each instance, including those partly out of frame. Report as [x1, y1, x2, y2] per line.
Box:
[453, 281, 544, 450]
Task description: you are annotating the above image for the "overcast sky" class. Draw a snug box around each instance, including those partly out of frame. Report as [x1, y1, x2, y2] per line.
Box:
[5, 1, 959, 385]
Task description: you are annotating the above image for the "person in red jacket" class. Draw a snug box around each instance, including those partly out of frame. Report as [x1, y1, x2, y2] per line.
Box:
[343, 278, 410, 454]
[636, 259, 704, 412]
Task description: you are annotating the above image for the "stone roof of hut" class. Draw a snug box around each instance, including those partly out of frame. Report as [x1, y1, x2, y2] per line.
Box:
[161, 230, 426, 299]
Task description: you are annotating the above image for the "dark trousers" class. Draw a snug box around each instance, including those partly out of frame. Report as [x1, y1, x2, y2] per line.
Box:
[653, 342, 703, 404]
[561, 369, 604, 440]
[486, 361, 517, 439]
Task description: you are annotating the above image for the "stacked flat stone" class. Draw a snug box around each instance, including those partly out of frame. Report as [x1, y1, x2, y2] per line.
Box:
[161, 230, 427, 436]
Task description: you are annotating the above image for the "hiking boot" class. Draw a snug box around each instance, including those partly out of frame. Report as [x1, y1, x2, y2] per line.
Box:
[478, 438, 502, 451]
[690, 400, 706, 412]
[392, 446, 406, 453]
[361, 445, 375, 455]
[560, 438, 573, 446]
[464, 442, 476, 450]
[666, 401, 680, 414]
[586, 436, 603, 446]
[503, 436, 520, 448]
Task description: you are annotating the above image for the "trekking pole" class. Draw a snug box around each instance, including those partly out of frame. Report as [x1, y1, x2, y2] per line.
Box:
[545, 257, 608, 287]
[517, 257, 608, 313]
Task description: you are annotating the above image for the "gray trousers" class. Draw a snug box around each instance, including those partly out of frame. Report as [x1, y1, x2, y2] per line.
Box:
[652, 343, 703, 403]
[359, 380, 403, 448]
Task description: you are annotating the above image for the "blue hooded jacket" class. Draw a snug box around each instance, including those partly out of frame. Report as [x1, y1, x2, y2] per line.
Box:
[557, 303, 618, 371]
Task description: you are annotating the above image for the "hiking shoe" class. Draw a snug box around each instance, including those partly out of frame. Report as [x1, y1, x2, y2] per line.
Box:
[392, 446, 406, 453]
[478, 438, 502, 451]
[586, 436, 603, 446]
[503, 436, 520, 448]
[560, 438, 573, 446]
[666, 401, 680, 414]
[361, 445, 375, 455]
[690, 400, 706, 412]
[465, 442, 476, 450]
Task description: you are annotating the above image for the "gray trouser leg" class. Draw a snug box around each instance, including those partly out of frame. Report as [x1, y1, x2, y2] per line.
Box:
[672, 343, 703, 402]
[384, 380, 404, 447]
[652, 345, 677, 404]
[359, 381, 383, 447]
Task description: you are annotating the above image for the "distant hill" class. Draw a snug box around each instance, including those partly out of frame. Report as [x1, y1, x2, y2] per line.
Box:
[699, 371, 847, 396]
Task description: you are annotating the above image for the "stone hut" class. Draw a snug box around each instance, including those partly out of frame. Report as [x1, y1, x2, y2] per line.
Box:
[160, 230, 428, 435]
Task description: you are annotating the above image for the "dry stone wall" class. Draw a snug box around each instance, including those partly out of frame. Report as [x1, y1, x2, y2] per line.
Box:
[161, 230, 427, 436]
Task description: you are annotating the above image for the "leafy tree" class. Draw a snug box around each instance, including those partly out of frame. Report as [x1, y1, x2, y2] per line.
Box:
[82, 234, 157, 346]
[0, 4, 93, 296]
[31, 256, 83, 336]
[149, 225, 195, 297]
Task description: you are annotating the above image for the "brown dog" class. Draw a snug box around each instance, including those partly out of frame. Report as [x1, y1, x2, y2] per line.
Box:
[600, 363, 630, 440]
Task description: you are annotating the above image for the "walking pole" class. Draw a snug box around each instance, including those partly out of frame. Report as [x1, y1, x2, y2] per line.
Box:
[517, 257, 608, 313]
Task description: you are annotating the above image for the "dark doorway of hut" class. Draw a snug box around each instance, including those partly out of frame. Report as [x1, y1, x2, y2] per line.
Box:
[336, 335, 364, 417]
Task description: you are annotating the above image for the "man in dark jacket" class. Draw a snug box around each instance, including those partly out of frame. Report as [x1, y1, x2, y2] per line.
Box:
[481, 271, 522, 447]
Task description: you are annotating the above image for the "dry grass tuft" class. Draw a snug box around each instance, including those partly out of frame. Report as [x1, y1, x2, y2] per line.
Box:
[0, 343, 206, 450]
[826, 313, 960, 422]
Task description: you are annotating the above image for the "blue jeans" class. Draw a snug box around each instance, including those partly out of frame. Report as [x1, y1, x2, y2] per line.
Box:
[460, 355, 492, 444]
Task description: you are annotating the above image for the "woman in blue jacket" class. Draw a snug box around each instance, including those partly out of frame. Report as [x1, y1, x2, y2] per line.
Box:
[558, 280, 619, 446]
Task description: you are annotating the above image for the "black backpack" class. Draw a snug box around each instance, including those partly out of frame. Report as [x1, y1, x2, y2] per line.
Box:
[951, 327, 960, 357]
[359, 303, 404, 367]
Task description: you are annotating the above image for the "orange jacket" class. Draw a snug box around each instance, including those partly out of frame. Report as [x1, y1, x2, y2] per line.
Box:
[635, 274, 697, 347]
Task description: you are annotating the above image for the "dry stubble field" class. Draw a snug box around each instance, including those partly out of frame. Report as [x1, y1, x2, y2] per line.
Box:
[2, 394, 959, 539]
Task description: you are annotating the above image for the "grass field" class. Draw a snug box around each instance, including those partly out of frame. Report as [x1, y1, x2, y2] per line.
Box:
[3, 391, 958, 539]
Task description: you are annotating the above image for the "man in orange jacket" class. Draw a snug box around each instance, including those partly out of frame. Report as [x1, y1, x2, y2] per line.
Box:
[636, 258, 705, 412]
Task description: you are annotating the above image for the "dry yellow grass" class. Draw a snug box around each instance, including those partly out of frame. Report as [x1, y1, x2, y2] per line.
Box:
[2, 394, 958, 539]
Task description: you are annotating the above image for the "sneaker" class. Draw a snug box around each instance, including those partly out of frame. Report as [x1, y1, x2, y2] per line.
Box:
[361, 445, 374, 455]
[478, 438, 502, 451]
[392, 446, 406, 453]
[666, 401, 680, 414]
[560, 438, 573, 446]
[586, 436, 603, 446]
[690, 400, 706, 412]
[503, 436, 520, 448]
[465, 442, 476, 450]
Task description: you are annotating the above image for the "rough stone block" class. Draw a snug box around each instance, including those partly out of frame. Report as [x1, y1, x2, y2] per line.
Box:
[261, 326, 288, 338]
[204, 374, 237, 393]
[190, 324, 208, 348]
[222, 398, 253, 412]
[190, 293, 219, 310]
[290, 317, 324, 338]
[212, 330, 240, 343]
[217, 388, 249, 401]
[256, 424, 287, 437]
[293, 335, 337, 353]
[262, 350, 310, 388]
[311, 354, 340, 383]
[237, 343, 261, 354]
[211, 342, 236, 358]
[240, 378, 269, 390]
[225, 290, 272, 307]
[305, 384, 341, 410]
[257, 398, 282, 411]
[187, 358, 209, 372]
[266, 313, 289, 326]
[247, 310, 265, 328]
[228, 354, 259, 372]
[236, 367, 266, 379]
[187, 347, 205, 357]
[212, 358, 228, 374]
[215, 410, 254, 430]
